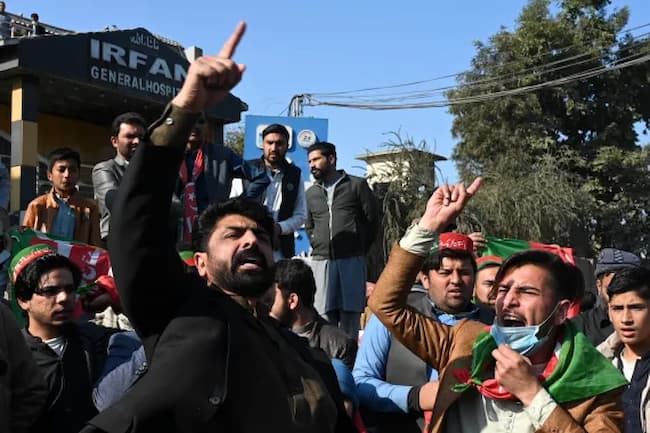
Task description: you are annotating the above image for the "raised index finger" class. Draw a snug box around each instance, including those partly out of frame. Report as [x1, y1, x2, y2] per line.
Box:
[466, 177, 483, 197]
[218, 21, 246, 59]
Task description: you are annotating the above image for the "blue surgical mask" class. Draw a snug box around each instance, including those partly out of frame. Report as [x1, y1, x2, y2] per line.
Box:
[490, 305, 558, 356]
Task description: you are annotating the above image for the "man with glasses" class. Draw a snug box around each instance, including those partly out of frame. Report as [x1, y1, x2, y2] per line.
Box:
[14, 244, 117, 433]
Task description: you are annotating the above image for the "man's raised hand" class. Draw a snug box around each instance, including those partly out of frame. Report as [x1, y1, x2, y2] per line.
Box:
[172, 21, 247, 113]
[418, 178, 482, 233]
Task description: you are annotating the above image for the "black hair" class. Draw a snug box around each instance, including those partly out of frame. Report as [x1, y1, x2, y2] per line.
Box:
[194, 198, 275, 253]
[261, 124, 289, 141]
[47, 147, 80, 172]
[111, 112, 146, 137]
[494, 250, 584, 303]
[607, 266, 650, 300]
[421, 249, 477, 274]
[14, 254, 82, 302]
[274, 259, 317, 307]
[307, 142, 337, 159]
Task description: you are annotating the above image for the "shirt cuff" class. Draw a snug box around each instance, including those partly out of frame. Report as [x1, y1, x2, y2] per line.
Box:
[399, 224, 438, 256]
[524, 388, 558, 429]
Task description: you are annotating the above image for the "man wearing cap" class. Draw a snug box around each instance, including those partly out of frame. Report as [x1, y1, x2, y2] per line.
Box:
[232, 123, 306, 261]
[572, 247, 642, 346]
[370, 178, 626, 432]
[13, 245, 116, 433]
[474, 255, 503, 310]
[353, 233, 493, 433]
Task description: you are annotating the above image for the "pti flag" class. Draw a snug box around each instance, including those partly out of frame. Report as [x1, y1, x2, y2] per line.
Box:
[482, 236, 575, 265]
[10, 229, 111, 285]
[481, 235, 579, 317]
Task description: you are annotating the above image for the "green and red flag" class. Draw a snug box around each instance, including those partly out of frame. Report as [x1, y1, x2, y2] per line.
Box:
[481, 235, 580, 317]
[482, 236, 575, 265]
[8, 229, 113, 326]
[10, 229, 112, 284]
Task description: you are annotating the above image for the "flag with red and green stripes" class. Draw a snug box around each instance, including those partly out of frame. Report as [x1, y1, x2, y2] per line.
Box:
[481, 235, 580, 317]
[482, 236, 575, 265]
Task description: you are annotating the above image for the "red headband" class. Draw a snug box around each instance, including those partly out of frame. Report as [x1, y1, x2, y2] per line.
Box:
[439, 233, 473, 254]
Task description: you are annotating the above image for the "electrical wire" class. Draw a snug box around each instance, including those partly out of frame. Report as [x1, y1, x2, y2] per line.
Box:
[309, 22, 650, 97]
[304, 50, 650, 110]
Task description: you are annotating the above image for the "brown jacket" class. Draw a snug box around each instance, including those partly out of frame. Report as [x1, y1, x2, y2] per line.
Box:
[23, 189, 101, 246]
[369, 244, 624, 433]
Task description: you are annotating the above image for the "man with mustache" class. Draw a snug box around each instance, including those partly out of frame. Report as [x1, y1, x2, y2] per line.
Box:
[14, 244, 116, 433]
[82, 22, 355, 433]
[177, 116, 268, 246]
[369, 179, 627, 432]
[306, 141, 379, 340]
[232, 123, 306, 261]
[92, 112, 147, 244]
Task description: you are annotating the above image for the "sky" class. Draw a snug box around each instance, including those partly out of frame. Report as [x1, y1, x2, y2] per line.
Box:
[13, 0, 650, 183]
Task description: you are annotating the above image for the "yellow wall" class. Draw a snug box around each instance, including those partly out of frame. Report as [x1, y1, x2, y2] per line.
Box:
[38, 114, 112, 165]
[0, 103, 113, 165]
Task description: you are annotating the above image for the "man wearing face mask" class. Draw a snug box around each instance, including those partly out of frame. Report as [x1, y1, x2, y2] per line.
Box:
[369, 178, 627, 432]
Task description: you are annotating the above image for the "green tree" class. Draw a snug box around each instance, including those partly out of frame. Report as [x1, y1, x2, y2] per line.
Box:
[371, 132, 442, 257]
[224, 124, 244, 156]
[447, 0, 650, 257]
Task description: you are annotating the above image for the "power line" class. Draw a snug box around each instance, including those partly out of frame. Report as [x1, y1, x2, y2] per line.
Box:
[311, 31, 650, 105]
[309, 22, 650, 98]
[304, 50, 650, 110]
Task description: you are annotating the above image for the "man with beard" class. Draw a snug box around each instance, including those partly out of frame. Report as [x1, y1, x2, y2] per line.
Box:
[231, 124, 306, 261]
[369, 179, 627, 432]
[306, 141, 379, 339]
[354, 234, 493, 433]
[93, 112, 147, 244]
[178, 116, 268, 245]
[83, 22, 355, 433]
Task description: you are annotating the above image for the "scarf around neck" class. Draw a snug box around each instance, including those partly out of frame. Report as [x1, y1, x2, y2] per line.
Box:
[451, 321, 627, 403]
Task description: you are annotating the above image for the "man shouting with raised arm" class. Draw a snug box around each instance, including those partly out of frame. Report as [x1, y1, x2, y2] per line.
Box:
[369, 179, 627, 433]
[83, 23, 354, 433]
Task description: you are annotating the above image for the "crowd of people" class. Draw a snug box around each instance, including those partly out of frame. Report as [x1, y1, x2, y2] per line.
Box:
[0, 21, 648, 433]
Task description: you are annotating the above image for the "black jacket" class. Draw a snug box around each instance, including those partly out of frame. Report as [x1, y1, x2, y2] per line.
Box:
[294, 315, 358, 370]
[85, 105, 355, 433]
[22, 322, 115, 433]
[306, 171, 379, 259]
[0, 303, 47, 433]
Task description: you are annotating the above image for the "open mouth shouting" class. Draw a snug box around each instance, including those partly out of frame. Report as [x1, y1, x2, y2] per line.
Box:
[500, 312, 526, 327]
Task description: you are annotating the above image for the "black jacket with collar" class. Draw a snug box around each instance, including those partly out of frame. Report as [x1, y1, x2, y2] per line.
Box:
[85, 105, 355, 433]
[306, 170, 379, 259]
[22, 322, 115, 433]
